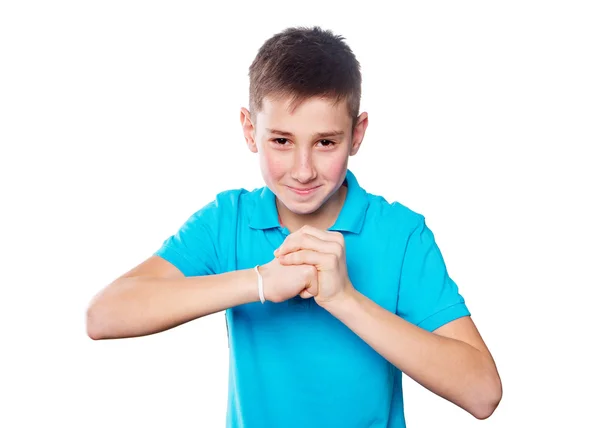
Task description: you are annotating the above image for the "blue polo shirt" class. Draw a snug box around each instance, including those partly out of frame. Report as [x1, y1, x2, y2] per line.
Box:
[154, 169, 470, 428]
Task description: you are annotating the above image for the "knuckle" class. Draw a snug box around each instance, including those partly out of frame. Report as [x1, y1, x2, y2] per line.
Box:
[333, 242, 343, 257]
[305, 265, 317, 277]
[327, 254, 337, 265]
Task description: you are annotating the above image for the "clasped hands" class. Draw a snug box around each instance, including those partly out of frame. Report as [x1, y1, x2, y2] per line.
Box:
[260, 225, 355, 307]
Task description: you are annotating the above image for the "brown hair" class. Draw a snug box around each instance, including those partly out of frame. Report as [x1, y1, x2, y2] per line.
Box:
[248, 26, 362, 128]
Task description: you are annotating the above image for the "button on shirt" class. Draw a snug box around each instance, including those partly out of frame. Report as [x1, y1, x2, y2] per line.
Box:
[154, 169, 470, 428]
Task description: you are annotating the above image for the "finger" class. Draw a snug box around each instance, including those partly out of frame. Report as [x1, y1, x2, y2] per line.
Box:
[304, 271, 319, 296]
[299, 289, 314, 299]
[279, 249, 336, 269]
[274, 226, 345, 257]
[275, 233, 338, 257]
[297, 225, 345, 245]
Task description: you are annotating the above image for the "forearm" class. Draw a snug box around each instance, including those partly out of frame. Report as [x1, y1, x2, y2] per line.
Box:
[323, 290, 500, 419]
[87, 268, 258, 340]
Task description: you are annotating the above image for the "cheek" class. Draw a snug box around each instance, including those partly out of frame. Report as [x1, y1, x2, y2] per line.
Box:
[261, 149, 288, 179]
[319, 152, 348, 180]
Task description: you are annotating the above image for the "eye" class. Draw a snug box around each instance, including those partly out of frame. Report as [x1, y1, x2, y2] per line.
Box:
[317, 139, 336, 148]
[273, 138, 289, 145]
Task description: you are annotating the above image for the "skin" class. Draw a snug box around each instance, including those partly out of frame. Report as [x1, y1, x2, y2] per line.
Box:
[239, 94, 502, 419]
[240, 95, 368, 232]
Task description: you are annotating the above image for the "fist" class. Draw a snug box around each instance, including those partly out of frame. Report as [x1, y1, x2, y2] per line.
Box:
[275, 225, 355, 306]
[258, 256, 319, 303]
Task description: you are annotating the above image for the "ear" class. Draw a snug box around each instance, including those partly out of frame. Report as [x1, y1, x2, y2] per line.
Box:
[240, 107, 258, 153]
[349, 112, 369, 156]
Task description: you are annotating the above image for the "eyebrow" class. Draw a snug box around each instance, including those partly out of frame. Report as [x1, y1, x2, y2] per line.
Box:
[266, 128, 345, 139]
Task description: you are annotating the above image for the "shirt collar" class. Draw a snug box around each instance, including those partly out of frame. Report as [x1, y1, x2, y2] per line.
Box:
[249, 169, 369, 234]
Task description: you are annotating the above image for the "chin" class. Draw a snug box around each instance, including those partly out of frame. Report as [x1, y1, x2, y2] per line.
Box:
[278, 195, 323, 215]
[288, 202, 323, 215]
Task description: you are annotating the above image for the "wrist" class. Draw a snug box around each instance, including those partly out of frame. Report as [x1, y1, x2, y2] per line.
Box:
[254, 265, 266, 303]
[238, 268, 261, 304]
[319, 285, 360, 313]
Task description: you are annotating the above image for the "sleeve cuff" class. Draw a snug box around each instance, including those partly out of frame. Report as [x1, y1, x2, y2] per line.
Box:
[154, 245, 198, 277]
[417, 302, 471, 332]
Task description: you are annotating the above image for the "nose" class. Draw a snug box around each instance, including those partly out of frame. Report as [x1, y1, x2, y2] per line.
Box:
[290, 148, 317, 184]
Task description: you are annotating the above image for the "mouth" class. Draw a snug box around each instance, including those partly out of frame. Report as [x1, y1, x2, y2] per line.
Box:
[286, 185, 321, 196]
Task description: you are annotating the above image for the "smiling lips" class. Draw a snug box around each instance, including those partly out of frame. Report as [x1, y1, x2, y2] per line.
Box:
[287, 185, 321, 195]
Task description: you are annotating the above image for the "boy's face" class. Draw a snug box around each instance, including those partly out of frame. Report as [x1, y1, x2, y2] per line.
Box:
[240, 95, 368, 223]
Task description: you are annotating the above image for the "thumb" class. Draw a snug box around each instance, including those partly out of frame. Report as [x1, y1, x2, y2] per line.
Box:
[304, 274, 319, 298]
[299, 289, 314, 299]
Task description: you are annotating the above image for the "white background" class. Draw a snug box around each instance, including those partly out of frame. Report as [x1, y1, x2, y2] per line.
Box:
[1, 1, 598, 427]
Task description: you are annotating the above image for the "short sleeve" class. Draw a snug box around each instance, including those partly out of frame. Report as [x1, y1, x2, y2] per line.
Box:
[153, 199, 222, 277]
[397, 217, 470, 332]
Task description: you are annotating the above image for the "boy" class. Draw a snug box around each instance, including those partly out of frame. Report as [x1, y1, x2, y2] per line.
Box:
[87, 26, 502, 427]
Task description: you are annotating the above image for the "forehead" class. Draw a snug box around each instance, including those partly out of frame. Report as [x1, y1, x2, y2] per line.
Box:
[256, 95, 351, 132]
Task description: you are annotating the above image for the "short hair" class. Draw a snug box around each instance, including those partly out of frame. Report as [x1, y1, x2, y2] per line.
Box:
[248, 26, 362, 129]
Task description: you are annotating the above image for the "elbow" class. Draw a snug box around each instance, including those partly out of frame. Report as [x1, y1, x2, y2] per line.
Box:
[86, 278, 137, 340]
[86, 296, 114, 340]
[470, 372, 503, 420]
[86, 304, 104, 340]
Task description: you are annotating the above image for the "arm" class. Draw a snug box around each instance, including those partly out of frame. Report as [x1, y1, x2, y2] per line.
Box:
[86, 255, 259, 340]
[275, 224, 502, 420]
[86, 193, 254, 340]
[322, 293, 502, 420]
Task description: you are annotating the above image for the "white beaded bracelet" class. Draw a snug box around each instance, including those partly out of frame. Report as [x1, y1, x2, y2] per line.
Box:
[254, 265, 265, 304]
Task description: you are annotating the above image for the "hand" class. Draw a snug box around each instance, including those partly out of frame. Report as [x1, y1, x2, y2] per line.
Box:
[274, 225, 355, 306]
[258, 257, 319, 303]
